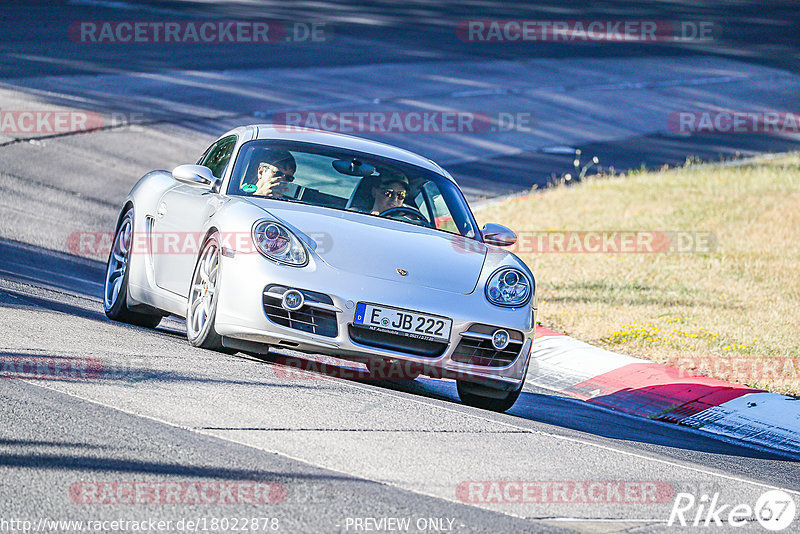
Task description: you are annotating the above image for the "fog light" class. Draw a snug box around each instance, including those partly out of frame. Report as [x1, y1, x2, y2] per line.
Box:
[491, 329, 510, 350]
[282, 289, 304, 311]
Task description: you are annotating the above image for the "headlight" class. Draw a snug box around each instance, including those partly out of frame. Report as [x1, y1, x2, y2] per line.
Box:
[252, 221, 308, 266]
[485, 267, 532, 307]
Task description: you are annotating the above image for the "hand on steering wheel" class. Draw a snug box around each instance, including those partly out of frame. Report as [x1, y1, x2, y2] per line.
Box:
[379, 206, 433, 228]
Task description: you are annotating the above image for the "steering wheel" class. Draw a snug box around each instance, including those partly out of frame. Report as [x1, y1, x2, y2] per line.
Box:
[379, 206, 433, 228]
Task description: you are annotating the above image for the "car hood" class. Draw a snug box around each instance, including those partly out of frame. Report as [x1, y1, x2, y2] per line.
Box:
[243, 199, 487, 294]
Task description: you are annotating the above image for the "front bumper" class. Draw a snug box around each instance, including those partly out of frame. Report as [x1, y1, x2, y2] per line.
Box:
[214, 251, 535, 391]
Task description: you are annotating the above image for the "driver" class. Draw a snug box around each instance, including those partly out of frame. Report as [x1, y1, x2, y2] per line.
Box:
[370, 174, 409, 215]
[250, 149, 297, 198]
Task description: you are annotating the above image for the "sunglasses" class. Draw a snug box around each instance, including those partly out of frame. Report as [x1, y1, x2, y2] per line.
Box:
[383, 189, 406, 201]
[259, 164, 295, 182]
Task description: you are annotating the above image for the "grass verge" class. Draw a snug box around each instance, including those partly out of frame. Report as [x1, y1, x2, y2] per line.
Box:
[475, 154, 800, 395]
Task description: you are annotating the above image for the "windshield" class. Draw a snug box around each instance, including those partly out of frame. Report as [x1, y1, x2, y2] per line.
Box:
[227, 140, 479, 239]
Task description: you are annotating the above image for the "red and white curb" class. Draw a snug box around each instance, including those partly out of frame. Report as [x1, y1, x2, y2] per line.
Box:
[529, 326, 800, 454]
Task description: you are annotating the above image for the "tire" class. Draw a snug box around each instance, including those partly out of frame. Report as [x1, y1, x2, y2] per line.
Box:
[104, 208, 162, 328]
[457, 380, 523, 413]
[186, 233, 231, 352]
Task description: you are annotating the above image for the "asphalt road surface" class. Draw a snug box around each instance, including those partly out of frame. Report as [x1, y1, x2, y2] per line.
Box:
[3, 238, 800, 532]
[1, 1, 799, 532]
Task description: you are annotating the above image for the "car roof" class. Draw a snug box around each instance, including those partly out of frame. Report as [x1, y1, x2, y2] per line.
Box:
[221, 124, 454, 181]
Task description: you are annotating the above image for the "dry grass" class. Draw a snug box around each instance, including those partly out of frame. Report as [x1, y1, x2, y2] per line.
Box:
[475, 155, 800, 395]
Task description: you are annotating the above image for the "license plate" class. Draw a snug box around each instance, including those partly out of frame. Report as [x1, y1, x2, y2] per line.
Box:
[354, 302, 452, 342]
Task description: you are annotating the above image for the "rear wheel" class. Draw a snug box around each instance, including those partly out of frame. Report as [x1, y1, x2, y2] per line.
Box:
[457, 380, 523, 413]
[103, 208, 162, 328]
[186, 233, 230, 352]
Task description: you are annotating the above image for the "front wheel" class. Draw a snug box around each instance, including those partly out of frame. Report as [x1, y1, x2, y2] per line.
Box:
[457, 380, 523, 413]
[186, 233, 231, 352]
[104, 208, 162, 328]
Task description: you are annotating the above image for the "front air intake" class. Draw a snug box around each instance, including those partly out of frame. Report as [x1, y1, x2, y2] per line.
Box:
[451, 325, 525, 367]
[263, 285, 338, 338]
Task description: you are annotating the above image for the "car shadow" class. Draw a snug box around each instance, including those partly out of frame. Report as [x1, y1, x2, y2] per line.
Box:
[249, 349, 798, 462]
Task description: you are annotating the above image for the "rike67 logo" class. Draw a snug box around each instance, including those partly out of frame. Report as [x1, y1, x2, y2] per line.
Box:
[668, 490, 796, 530]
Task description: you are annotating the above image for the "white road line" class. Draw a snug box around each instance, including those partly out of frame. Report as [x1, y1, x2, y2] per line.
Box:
[334, 379, 800, 495]
[15, 377, 795, 532]
[0, 269, 103, 289]
[20, 371, 800, 502]
[18, 380, 546, 524]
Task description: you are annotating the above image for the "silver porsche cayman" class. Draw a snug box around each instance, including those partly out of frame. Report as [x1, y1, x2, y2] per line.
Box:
[104, 125, 536, 412]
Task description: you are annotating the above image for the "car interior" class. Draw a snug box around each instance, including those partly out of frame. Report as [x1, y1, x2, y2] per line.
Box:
[227, 142, 476, 237]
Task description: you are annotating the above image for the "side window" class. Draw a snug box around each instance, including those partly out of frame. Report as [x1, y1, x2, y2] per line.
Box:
[423, 181, 458, 233]
[196, 144, 212, 165]
[409, 190, 434, 223]
[412, 191, 427, 213]
[201, 136, 237, 179]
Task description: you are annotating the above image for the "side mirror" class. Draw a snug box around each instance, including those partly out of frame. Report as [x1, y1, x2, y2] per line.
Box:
[172, 165, 221, 192]
[482, 223, 517, 247]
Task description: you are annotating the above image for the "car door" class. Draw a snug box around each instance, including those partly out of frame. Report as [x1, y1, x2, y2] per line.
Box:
[153, 135, 236, 297]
